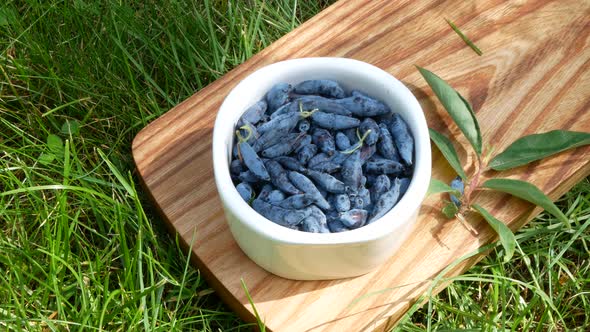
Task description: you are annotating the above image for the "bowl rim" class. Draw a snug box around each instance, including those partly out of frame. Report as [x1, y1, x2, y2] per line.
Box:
[212, 57, 431, 245]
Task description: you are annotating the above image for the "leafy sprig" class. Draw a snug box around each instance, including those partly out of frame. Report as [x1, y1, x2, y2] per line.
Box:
[418, 66, 590, 261]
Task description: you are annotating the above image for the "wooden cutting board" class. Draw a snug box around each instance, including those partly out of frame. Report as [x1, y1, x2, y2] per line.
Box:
[132, 0, 590, 331]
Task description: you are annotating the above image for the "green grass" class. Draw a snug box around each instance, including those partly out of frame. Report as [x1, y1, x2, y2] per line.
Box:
[394, 180, 590, 331]
[0, 1, 333, 330]
[0, 1, 588, 331]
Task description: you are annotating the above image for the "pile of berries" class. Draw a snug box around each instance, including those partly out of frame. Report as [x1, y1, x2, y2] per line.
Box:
[230, 79, 415, 233]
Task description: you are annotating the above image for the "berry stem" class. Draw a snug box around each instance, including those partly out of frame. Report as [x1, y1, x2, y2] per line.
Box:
[298, 101, 318, 118]
[341, 129, 372, 154]
[236, 125, 253, 143]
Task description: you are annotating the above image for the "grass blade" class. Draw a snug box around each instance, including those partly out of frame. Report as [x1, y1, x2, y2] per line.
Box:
[446, 19, 482, 56]
[0, 184, 117, 204]
[417, 66, 482, 156]
[240, 278, 265, 331]
[429, 128, 467, 180]
[482, 178, 570, 228]
[472, 204, 516, 262]
[489, 130, 590, 171]
[97, 149, 136, 199]
[41, 97, 91, 117]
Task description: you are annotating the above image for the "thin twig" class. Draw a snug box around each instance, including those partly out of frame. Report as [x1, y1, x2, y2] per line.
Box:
[446, 18, 483, 56]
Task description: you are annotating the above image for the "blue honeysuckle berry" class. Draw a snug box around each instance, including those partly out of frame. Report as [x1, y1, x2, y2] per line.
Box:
[293, 79, 346, 99]
[389, 113, 414, 166]
[450, 176, 465, 207]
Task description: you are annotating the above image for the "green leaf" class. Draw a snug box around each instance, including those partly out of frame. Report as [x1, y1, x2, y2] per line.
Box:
[38, 153, 55, 165]
[47, 134, 64, 156]
[442, 202, 459, 219]
[0, 7, 17, 27]
[446, 18, 483, 56]
[489, 130, 590, 171]
[417, 66, 482, 156]
[429, 128, 468, 180]
[428, 178, 461, 196]
[472, 204, 516, 262]
[482, 178, 570, 227]
[0, 11, 7, 27]
[61, 120, 81, 135]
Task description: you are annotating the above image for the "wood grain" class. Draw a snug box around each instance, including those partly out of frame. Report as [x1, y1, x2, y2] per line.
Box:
[132, 0, 590, 331]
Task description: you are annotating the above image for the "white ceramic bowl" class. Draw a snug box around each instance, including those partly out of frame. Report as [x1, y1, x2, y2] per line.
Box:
[212, 57, 431, 280]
